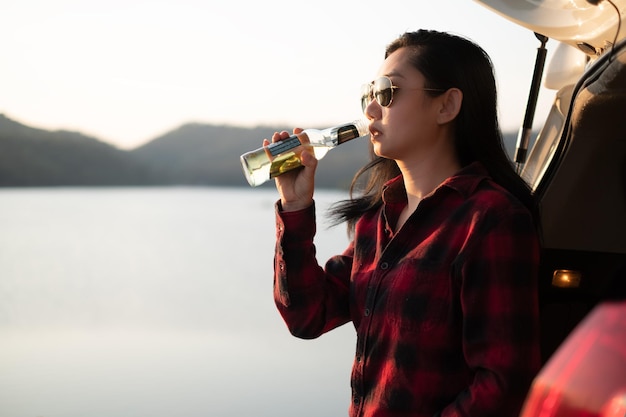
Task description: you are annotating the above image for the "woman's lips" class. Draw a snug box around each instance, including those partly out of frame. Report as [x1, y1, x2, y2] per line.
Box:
[369, 124, 381, 139]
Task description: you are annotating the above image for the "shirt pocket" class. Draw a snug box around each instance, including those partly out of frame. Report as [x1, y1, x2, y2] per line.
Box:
[384, 258, 452, 334]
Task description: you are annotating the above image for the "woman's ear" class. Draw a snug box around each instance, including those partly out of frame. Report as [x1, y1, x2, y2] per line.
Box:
[437, 88, 463, 124]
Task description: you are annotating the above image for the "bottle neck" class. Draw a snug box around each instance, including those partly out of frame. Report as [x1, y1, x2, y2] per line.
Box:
[322, 119, 369, 147]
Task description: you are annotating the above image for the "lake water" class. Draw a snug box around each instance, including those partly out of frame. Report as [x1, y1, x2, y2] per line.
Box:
[0, 187, 357, 417]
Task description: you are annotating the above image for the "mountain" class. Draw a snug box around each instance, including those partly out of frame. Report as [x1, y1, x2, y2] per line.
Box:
[0, 114, 157, 186]
[130, 123, 372, 188]
[0, 114, 518, 189]
[0, 114, 371, 189]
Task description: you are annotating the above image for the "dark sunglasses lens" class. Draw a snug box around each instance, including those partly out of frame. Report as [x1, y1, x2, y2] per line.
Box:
[374, 77, 393, 107]
[360, 84, 372, 112]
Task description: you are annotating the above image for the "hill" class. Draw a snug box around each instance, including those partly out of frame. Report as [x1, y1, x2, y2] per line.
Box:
[0, 114, 518, 189]
[130, 123, 371, 188]
[0, 114, 157, 186]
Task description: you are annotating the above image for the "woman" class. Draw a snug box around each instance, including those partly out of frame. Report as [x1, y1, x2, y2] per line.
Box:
[268, 30, 541, 417]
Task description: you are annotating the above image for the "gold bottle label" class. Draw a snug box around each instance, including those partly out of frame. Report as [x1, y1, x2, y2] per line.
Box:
[269, 152, 303, 178]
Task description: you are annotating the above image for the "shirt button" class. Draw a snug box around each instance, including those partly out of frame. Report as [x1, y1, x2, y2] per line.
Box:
[356, 355, 362, 363]
[380, 262, 389, 270]
[353, 397, 361, 405]
[364, 308, 370, 316]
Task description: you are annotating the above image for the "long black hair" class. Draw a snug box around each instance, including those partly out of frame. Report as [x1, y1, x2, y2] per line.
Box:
[329, 29, 535, 230]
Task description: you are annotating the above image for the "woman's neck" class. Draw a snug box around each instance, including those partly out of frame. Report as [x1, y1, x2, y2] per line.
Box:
[397, 151, 461, 210]
[392, 155, 460, 233]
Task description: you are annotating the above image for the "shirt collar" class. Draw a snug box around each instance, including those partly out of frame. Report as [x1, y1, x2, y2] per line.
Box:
[382, 161, 490, 204]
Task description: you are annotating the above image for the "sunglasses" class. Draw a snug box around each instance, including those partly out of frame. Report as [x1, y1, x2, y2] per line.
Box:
[360, 76, 445, 112]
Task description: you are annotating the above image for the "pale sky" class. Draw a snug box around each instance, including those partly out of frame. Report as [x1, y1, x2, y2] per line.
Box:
[1, 0, 558, 150]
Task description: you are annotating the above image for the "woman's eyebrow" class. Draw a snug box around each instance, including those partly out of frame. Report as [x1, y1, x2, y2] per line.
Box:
[384, 71, 406, 80]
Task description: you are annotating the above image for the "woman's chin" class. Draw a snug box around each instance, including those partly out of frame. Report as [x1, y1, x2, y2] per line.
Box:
[371, 140, 384, 157]
[372, 144, 391, 159]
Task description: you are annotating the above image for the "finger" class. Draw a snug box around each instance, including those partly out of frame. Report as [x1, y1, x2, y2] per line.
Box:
[300, 148, 318, 168]
[271, 130, 291, 143]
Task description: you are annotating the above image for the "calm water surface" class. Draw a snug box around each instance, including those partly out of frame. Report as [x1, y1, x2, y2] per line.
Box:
[0, 187, 356, 417]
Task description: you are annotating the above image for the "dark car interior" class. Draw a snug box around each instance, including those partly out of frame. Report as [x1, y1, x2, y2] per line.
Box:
[523, 38, 626, 362]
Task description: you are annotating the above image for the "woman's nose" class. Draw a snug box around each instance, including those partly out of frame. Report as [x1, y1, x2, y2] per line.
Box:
[364, 99, 380, 120]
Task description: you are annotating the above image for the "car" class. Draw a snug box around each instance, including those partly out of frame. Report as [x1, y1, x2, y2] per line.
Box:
[474, 1, 626, 415]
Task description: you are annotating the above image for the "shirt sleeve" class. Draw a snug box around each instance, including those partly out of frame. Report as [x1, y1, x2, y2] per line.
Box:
[273, 200, 354, 339]
[442, 205, 542, 417]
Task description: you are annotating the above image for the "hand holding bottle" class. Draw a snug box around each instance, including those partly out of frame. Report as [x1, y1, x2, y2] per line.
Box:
[266, 128, 317, 212]
[240, 119, 368, 187]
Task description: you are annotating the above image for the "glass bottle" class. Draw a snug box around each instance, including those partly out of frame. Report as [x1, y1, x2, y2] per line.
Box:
[240, 119, 369, 187]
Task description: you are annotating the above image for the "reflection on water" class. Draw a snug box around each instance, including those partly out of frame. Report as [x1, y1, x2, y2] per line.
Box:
[0, 187, 356, 417]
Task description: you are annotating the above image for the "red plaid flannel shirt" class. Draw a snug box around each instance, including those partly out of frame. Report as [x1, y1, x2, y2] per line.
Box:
[274, 162, 541, 417]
